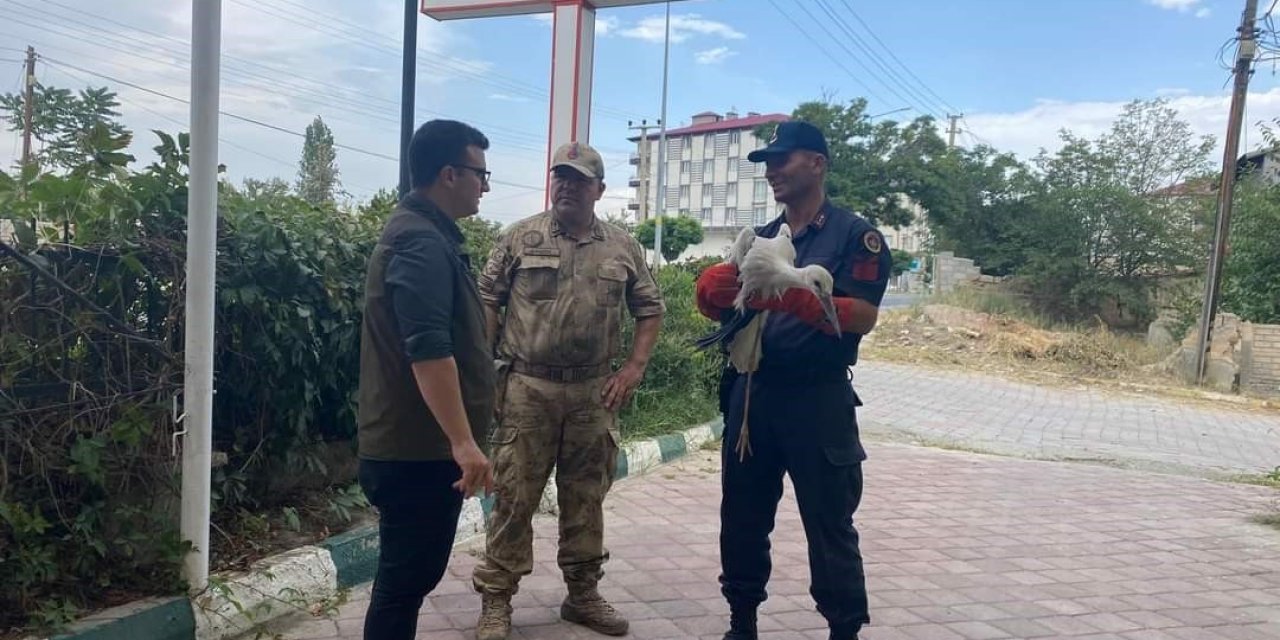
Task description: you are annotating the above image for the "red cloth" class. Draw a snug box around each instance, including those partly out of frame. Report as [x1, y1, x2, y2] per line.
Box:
[694, 263, 742, 321]
[749, 289, 864, 335]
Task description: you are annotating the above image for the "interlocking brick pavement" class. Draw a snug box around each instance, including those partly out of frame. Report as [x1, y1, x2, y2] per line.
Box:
[854, 361, 1280, 476]
[265, 440, 1280, 639]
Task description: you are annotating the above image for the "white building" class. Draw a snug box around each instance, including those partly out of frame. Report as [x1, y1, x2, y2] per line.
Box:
[627, 110, 790, 260]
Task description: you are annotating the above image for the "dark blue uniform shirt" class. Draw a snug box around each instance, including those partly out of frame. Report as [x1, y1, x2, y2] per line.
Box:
[755, 200, 892, 372]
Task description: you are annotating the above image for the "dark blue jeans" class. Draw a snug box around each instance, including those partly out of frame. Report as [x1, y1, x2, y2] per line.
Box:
[359, 458, 464, 640]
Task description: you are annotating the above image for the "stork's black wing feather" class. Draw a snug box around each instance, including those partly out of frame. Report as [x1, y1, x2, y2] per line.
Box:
[692, 307, 759, 351]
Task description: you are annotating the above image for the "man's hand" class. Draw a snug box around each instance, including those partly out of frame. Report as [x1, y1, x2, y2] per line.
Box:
[450, 439, 494, 497]
[602, 360, 646, 412]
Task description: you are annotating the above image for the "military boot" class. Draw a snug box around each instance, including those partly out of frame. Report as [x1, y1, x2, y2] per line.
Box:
[722, 607, 758, 640]
[560, 585, 629, 635]
[475, 592, 512, 640]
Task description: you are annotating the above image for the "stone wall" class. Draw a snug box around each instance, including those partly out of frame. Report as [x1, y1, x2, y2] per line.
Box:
[1244, 324, 1280, 397]
[1168, 313, 1280, 398]
[933, 251, 982, 293]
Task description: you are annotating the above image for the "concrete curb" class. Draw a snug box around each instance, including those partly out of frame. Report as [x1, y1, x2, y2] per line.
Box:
[40, 417, 724, 640]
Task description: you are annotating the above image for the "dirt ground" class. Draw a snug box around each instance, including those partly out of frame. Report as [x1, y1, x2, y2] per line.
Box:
[860, 304, 1280, 413]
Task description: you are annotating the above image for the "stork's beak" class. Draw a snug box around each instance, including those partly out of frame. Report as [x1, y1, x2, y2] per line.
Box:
[818, 293, 840, 338]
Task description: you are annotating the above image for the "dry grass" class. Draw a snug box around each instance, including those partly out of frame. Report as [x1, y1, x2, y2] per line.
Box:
[863, 289, 1280, 414]
[864, 299, 1171, 382]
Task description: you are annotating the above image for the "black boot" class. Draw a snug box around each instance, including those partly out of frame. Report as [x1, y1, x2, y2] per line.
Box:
[722, 607, 758, 640]
[829, 621, 861, 640]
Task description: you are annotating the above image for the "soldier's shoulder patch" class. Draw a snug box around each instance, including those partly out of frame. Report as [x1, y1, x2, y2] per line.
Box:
[521, 230, 545, 248]
[862, 230, 882, 254]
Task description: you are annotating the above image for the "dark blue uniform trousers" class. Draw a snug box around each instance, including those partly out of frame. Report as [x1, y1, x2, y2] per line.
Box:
[719, 369, 870, 636]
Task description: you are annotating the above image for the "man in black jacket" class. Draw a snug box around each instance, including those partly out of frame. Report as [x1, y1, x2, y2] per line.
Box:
[356, 119, 498, 640]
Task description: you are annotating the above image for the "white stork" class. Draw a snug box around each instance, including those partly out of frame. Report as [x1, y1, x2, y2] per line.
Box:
[696, 223, 840, 460]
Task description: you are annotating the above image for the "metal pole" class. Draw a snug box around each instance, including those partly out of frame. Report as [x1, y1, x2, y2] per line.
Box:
[652, 0, 670, 269]
[21, 46, 35, 166]
[1195, 0, 1258, 385]
[182, 0, 221, 594]
[399, 0, 418, 198]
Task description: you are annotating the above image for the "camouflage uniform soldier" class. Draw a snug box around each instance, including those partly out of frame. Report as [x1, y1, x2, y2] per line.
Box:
[472, 142, 665, 639]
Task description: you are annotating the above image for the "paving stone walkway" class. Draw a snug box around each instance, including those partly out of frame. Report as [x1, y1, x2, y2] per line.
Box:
[267, 440, 1280, 639]
[854, 361, 1280, 477]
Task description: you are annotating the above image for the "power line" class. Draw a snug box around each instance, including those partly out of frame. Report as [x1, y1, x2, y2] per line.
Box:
[807, 0, 944, 120]
[4, 1, 635, 156]
[0, 1, 554, 151]
[764, 0, 893, 108]
[257, 0, 644, 123]
[39, 57, 546, 193]
[0, 9, 552, 154]
[833, 0, 959, 115]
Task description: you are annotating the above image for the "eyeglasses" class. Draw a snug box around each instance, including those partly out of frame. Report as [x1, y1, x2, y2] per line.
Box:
[451, 163, 491, 185]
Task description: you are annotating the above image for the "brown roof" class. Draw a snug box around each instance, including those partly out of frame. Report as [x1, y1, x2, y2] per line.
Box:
[627, 113, 790, 141]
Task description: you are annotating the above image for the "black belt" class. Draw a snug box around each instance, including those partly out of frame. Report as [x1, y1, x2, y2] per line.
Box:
[511, 360, 612, 383]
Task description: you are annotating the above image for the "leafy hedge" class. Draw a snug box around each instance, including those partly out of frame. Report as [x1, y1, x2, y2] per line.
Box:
[0, 132, 724, 634]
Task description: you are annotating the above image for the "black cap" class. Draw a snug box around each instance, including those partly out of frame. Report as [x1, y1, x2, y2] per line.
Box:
[747, 120, 829, 162]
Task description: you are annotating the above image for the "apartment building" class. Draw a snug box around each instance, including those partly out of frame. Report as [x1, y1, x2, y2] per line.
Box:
[628, 110, 789, 259]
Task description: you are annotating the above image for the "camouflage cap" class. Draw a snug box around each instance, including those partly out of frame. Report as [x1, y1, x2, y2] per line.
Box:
[550, 141, 605, 180]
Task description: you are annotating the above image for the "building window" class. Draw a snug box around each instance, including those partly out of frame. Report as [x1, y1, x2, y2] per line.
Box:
[727, 158, 738, 181]
[730, 130, 741, 144]
[753, 205, 767, 224]
[701, 207, 712, 222]
[681, 160, 690, 175]
[702, 184, 714, 201]
[726, 184, 737, 207]
[726, 207, 737, 224]
[679, 185, 690, 200]
[703, 159, 714, 176]
[753, 180, 769, 202]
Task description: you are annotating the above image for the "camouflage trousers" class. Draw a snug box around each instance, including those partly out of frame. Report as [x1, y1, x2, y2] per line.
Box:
[472, 370, 621, 595]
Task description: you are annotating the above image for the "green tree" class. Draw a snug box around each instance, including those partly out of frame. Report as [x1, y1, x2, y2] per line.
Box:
[296, 116, 339, 206]
[459, 215, 502, 275]
[1223, 178, 1280, 323]
[759, 98, 928, 229]
[1014, 102, 1212, 323]
[890, 248, 914, 277]
[0, 83, 130, 172]
[634, 215, 704, 262]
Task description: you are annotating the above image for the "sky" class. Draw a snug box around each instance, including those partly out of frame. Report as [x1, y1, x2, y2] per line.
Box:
[1, 0, 1279, 226]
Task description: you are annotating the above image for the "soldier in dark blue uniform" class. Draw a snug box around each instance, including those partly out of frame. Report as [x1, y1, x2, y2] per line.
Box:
[694, 121, 892, 640]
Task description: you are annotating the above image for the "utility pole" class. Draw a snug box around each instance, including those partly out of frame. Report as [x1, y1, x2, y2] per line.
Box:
[652, 0, 671, 269]
[946, 113, 961, 149]
[21, 46, 35, 166]
[398, 0, 417, 198]
[1195, 0, 1259, 385]
[628, 120, 654, 221]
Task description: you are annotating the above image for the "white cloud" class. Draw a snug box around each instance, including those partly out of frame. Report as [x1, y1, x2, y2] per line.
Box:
[1155, 87, 1192, 96]
[620, 14, 745, 44]
[489, 93, 531, 103]
[1145, 0, 1210, 16]
[529, 13, 621, 36]
[960, 88, 1280, 165]
[1146, 0, 1200, 10]
[695, 46, 736, 65]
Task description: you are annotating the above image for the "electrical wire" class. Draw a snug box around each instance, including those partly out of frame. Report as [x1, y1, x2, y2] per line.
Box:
[0, 7, 552, 154]
[40, 57, 545, 192]
[833, 0, 959, 115]
[810, 0, 946, 120]
[45, 60, 387, 199]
